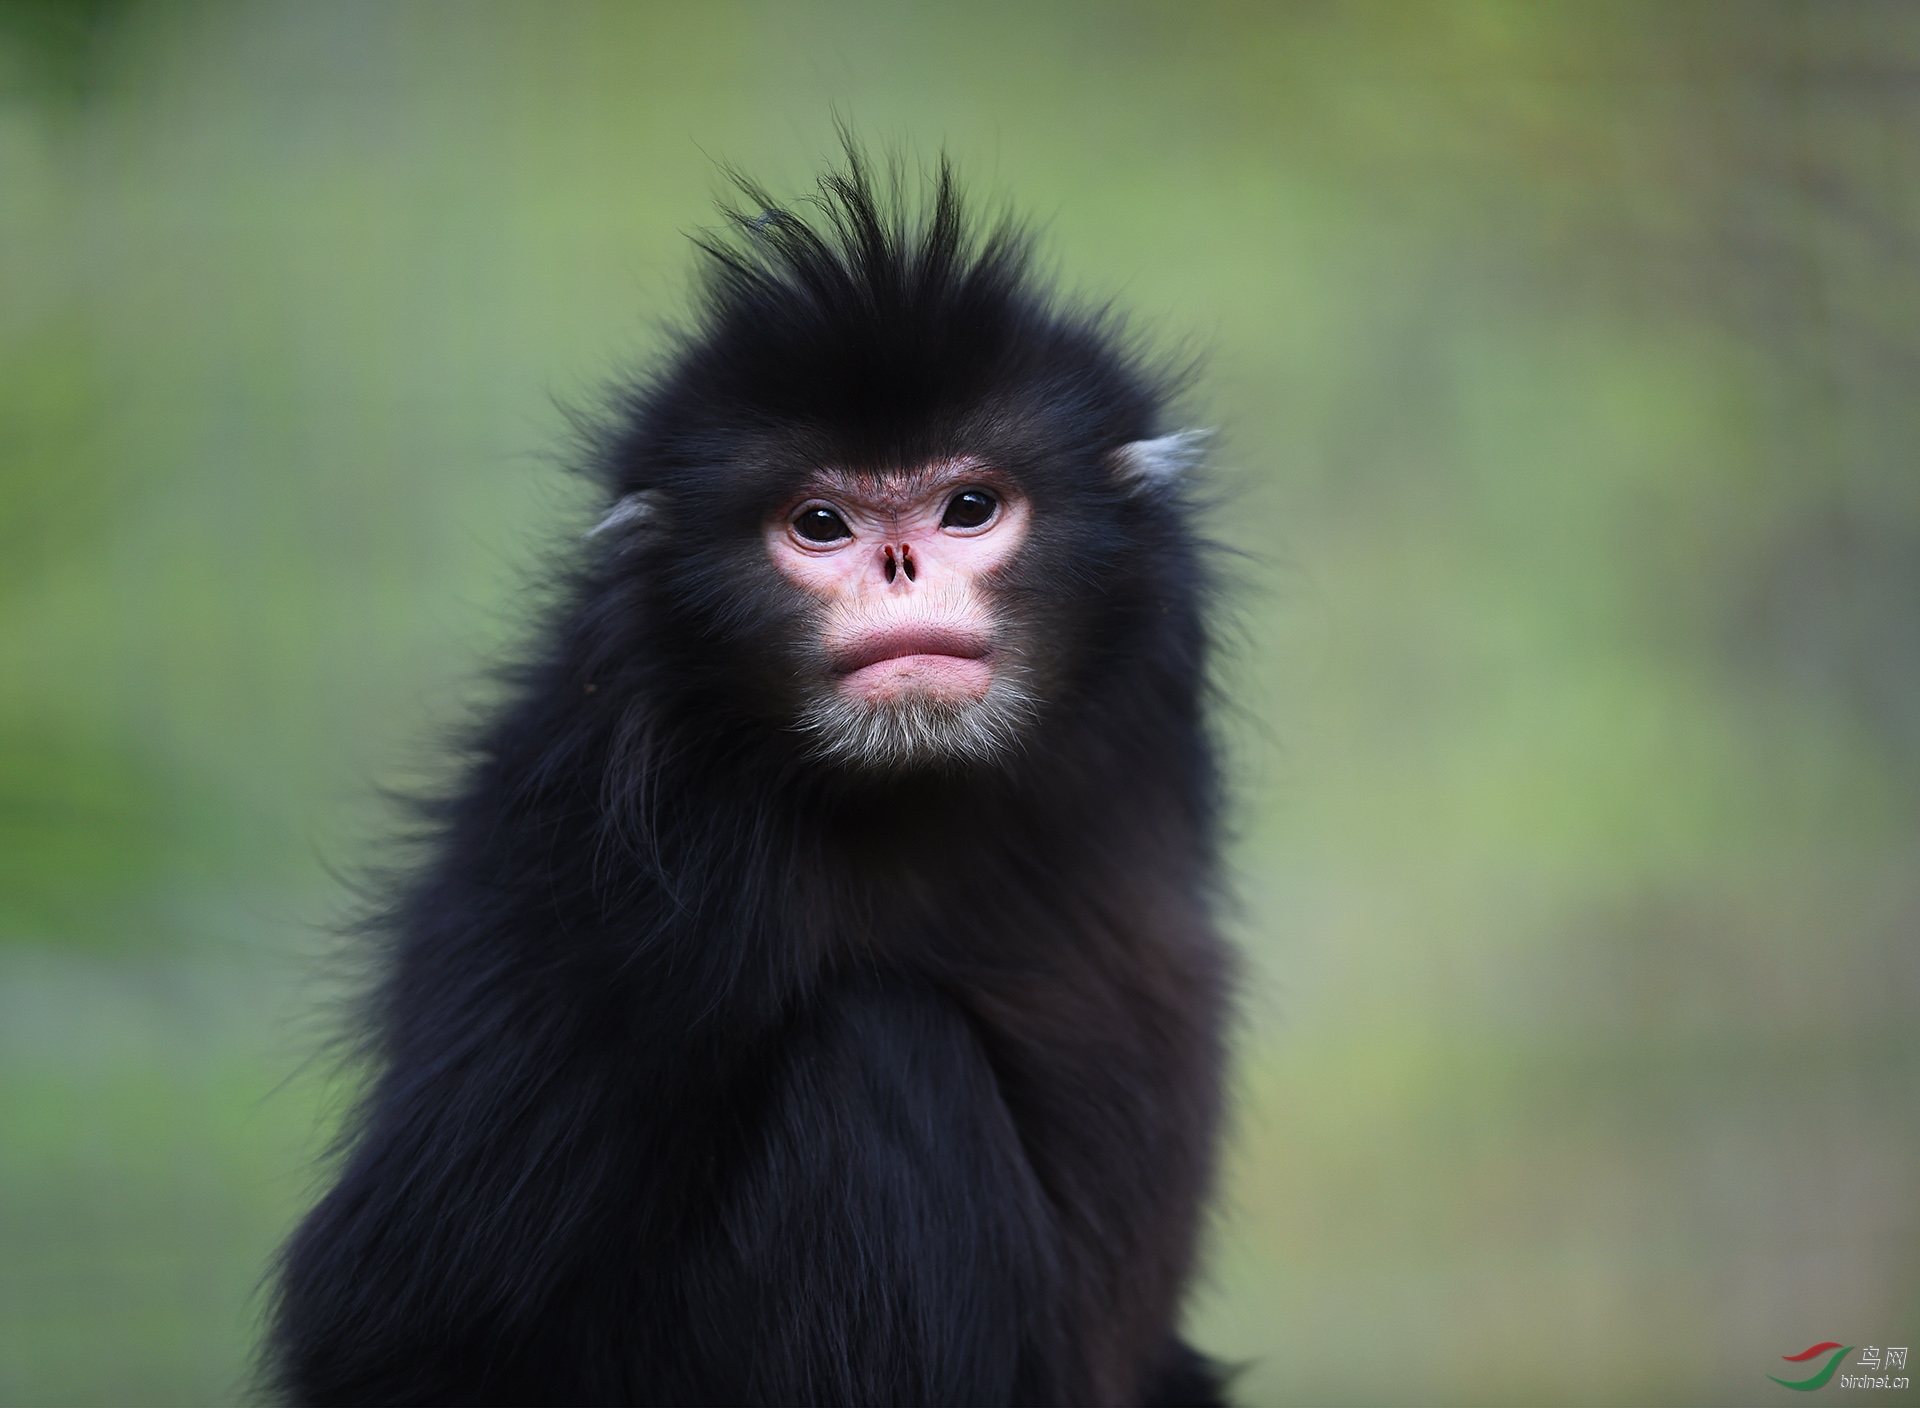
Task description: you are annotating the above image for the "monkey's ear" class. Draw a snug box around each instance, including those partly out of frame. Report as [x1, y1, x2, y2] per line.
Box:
[1110, 429, 1211, 493]
[587, 490, 663, 539]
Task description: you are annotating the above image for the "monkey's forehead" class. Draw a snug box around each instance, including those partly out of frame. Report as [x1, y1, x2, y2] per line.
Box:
[620, 395, 1151, 512]
[784, 456, 1000, 505]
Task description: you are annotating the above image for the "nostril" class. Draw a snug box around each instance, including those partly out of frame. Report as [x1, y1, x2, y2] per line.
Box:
[883, 546, 897, 583]
[901, 545, 916, 582]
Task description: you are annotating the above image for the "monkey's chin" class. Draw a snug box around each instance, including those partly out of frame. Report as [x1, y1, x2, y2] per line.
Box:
[795, 680, 1037, 773]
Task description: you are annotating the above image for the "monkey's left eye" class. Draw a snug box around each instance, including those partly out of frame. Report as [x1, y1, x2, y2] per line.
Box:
[792, 506, 853, 544]
[941, 490, 999, 531]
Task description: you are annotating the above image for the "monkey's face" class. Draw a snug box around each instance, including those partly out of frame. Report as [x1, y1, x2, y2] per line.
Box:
[763, 458, 1039, 772]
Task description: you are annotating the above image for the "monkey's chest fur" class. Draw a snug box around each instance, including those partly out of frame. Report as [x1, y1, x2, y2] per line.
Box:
[279, 776, 1227, 1405]
[729, 869, 1225, 1403]
[627, 799, 1229, 1405]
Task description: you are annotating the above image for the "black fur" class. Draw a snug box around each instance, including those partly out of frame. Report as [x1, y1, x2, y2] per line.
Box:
[267, 149, 1233, 1407]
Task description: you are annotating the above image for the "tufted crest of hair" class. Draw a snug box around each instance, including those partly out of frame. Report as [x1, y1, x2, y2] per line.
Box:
[597, 145, 1178, 501]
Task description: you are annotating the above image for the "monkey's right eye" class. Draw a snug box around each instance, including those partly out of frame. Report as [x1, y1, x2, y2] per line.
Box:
[792, 506, 853, 544]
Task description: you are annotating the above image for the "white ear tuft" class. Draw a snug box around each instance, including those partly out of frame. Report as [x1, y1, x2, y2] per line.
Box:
[1111, 429, 1211, 492]
[587, 490, 662, 539]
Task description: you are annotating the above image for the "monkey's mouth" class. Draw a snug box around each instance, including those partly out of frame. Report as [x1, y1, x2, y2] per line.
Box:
[830, 626, 993, 704]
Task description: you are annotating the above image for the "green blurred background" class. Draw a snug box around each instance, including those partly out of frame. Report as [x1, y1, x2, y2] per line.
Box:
[2, 2, 1916, 1403]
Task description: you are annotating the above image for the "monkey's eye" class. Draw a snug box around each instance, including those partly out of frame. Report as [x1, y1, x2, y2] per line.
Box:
[941, 489, 999, 531]
[792, 506, 853, 544]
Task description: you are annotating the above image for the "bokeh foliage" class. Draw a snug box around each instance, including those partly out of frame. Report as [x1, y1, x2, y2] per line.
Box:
[1, 2, 1915, 1403]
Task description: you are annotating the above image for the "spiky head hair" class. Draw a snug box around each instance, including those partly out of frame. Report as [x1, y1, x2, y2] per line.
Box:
[598, 147, 1181, 506]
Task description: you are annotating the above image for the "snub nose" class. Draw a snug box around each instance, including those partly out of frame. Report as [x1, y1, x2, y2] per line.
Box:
[881, 544, 917, 584]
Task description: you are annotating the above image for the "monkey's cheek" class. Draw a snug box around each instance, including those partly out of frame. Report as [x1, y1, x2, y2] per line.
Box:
[837, 655, 993, 705]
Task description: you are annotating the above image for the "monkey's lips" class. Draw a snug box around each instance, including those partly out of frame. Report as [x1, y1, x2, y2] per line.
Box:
[831, 626, 993, 703]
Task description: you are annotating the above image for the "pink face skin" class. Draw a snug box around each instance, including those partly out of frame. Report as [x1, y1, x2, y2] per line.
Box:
[765, 459, 1030, 706]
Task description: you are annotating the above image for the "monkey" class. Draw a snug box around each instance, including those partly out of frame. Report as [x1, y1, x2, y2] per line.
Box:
[265, 147, 1233, 1408]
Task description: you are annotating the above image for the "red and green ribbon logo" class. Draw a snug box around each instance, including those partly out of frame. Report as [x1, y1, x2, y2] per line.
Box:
[1769, 1343, 1852, 1391]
